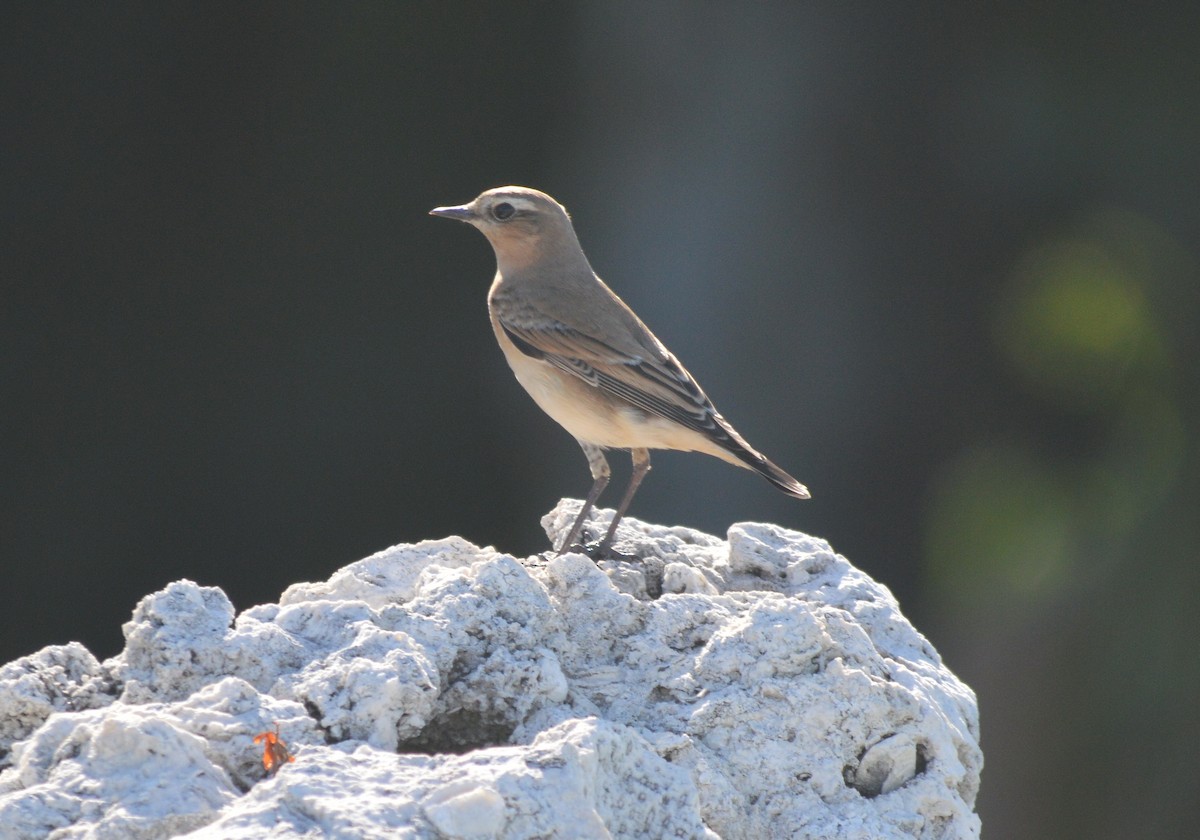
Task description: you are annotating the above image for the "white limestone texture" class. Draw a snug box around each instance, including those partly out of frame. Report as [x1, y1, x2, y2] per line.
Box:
[0, 500, 981, 839]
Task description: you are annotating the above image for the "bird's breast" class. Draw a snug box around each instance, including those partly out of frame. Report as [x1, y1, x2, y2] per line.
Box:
[490, 317, 617, 444]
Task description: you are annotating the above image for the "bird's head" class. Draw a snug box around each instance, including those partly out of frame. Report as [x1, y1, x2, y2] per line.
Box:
[430, 186, 579, 271]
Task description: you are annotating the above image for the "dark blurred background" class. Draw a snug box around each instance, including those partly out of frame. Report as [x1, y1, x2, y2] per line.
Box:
[3, 3, 1197, 836]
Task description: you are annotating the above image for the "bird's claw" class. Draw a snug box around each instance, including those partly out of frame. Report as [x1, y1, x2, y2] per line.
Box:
[563, 541, 638, 564]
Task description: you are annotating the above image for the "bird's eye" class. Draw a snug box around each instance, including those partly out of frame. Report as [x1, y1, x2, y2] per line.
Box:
[492, 202, 515, 221]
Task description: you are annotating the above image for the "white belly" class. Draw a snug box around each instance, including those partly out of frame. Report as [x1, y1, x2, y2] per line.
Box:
[499, 336, 739, 464]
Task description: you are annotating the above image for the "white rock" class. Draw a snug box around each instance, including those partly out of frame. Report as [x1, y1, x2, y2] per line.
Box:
[274, 623, 439, 751]
[0, 707, 237, 838]
[0, 643, 113, 767]
[279, 537, 482, 608]
[422, 783, 506, 838]
[179, 717, 712, 839]
[0, 501, 981, 838]
[114, 580, 308, 703]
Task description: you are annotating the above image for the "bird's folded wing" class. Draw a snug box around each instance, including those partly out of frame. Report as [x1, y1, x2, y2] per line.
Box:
[499, 317, 730, 437]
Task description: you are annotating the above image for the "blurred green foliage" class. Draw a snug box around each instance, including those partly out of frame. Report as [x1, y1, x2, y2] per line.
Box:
[926, 208, 1191, 612]
[923, 207, 1198, 837]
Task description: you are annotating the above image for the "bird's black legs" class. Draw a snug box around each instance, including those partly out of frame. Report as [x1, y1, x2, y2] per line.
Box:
[558, 442, 611, 553]
[557, 446, 652, 559]
[596, 448, 651, 555]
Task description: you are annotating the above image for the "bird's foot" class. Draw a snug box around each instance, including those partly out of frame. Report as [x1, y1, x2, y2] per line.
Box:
[563, 541, 638, 564]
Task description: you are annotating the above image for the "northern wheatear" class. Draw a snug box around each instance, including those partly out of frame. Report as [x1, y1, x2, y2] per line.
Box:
[431, 186, 809, 556]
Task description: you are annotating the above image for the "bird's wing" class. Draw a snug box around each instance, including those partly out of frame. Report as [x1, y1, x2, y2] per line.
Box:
[498, 315, 730, 437]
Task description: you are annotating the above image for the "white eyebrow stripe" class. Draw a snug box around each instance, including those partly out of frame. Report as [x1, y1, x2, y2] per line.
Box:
[494, 197, 540, 212]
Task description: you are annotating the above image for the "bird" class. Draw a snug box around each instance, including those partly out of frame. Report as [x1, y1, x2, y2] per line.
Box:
[430, 186, 809, 557]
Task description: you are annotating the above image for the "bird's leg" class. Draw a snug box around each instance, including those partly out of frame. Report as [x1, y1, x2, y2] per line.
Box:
[557, 442, 610, 554]
[595, 448, 651, 555]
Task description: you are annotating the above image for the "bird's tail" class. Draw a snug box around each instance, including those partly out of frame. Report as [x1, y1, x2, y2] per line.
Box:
[706, 416, 810, 499]
[737, 447, 811, 499]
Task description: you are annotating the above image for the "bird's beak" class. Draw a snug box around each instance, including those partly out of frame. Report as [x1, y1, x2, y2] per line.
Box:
[429, 203, 476, 222]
